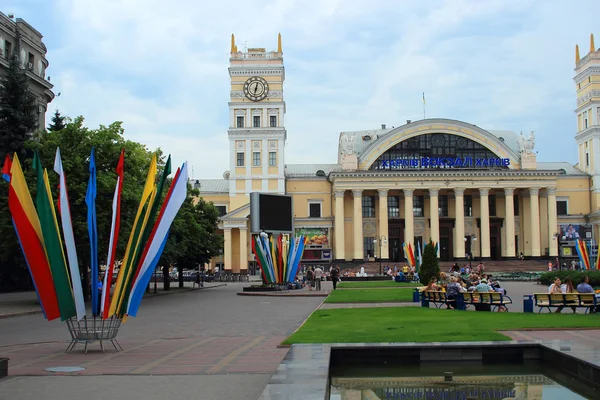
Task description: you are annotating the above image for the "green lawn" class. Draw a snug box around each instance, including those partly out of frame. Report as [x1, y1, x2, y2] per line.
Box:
[338, 281, 420, 289]
[324, 288, 414, 303]
[283, 307, 600, 344]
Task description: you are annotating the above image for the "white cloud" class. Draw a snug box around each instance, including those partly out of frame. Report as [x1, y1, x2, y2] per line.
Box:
[11, 0, 600, 177]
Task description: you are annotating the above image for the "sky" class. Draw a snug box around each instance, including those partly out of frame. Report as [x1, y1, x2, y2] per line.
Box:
[6, 0, 600, 178]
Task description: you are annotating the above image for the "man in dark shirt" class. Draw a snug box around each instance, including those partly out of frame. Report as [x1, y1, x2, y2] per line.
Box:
[331, 266, 340, 290]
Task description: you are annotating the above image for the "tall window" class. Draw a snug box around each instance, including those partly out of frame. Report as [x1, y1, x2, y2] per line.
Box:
[557, 200, 568, 215]
[236, 116, 244, 128]
[4, 41, 12, 58]
[362, 196, 375, 218]
[309, 203, 321, 218]
[489, 194, 497, 217]
[584, 111, 588, 129]
[388, 196, 399, 218]
[215, 206, 227, 217]
[253, 116, 261, 127]
[364, 237, 375, 258]
[438, 195, 448, 217]
[413, 195, 424, 217]
[586, 153, 590, 167]
[514, 195, 519, 216]
[464, 195, 473, 217]
[252, 152, 261, 166]
[269, 151, 277, 166]
[269, 115, 277, 127]
[236, 152, 245, 166]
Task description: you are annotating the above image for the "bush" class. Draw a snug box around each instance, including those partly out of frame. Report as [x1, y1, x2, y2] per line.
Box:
[419, 240, 440, 285]
[539, 270, 600, 287]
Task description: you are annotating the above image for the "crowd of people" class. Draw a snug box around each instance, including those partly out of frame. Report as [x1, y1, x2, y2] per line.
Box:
[547, 275, 600, 313]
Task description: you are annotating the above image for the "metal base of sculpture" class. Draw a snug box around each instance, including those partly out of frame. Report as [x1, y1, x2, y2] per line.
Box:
[65, 317, 123, 353]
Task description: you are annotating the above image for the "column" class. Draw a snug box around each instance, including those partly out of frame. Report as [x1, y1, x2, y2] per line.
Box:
[504, 188, 516, 258]
[352, 190, 363, 260]
[378, 189, 389, 259]
[429, 189, 439, 255]
[547, 187, 558, 257]
[530, 188, 541, 257]
[334, 190, 346, 261]
[454, 188, 465, 258]
[238, 227, 247, 274]
[480, 188, 491, 258]
[224, 228, 232, 272]
[404, 189, 414, 249]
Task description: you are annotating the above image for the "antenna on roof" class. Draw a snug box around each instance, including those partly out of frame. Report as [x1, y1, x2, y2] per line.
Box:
[191, 165, 194, 178]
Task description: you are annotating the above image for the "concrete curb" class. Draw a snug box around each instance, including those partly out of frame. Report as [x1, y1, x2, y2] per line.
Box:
[0, 310, 42, 320]
[237, 292, 328, 298]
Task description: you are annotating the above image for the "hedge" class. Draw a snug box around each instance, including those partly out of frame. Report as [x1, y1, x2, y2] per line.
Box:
[538, 270, 600, 286]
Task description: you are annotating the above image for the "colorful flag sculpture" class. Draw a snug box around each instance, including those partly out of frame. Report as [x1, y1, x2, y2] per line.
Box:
[403, 242, 416, 268]
[252, 233, 306, 284]
[575, 239, 591, 270]
[1, 151, 187, 325]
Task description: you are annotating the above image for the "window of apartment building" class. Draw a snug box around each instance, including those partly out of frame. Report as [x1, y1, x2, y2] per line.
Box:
[489, 194, 497, 217]
[268, 151, 277, 166]
[514, 194, 519, 216]
[413, 195, 424, 217]
[252, 151, 261, 166]
[364, 237, 375, 258]
[586, 153, 590, 167]
[269, 115, 277, 127]
[362, 196, 375, 218]
[215, 206, 227, 217]
[464, 195, 473, 217]
[583, 111, 588, 129]
[438, 195, 448, 217]
[388, 196, 399, 218]
[309, 202, 321, 218]
[4, 41, 12, 58]
[253, 116, 261, 127]
[557, 200, 568, 216]
[236, 152, 245, 166]
[236, 116, 244, 128]
[28, 53, 34, 69]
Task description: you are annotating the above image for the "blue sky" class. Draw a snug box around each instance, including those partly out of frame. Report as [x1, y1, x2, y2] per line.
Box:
[6, 0, 600, 178]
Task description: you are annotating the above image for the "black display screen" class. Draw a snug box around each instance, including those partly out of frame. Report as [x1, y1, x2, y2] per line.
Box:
[258, 194, 293, 232]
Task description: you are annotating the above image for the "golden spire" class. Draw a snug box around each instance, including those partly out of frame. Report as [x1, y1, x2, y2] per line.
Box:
[277, 33, 282, 53]
[576, 44, 580, 63]
[591, 33, 596, 53]
[231, 34, 236, 53]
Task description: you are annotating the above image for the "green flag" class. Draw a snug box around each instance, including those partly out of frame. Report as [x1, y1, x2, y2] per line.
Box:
[33, 151, 76, 321]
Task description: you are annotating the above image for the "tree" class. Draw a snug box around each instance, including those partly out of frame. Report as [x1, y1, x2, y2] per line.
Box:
[419, 240, 440, 285]
[160, 185, 223, 289]
[0, 54, 38, 162]
[47, 109, 67, 132]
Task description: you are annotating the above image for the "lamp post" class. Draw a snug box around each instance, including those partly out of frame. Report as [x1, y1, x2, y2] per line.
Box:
[463, 234, 477, 271]
[373, 235, 387, 275]
[552, 233, 562, 270]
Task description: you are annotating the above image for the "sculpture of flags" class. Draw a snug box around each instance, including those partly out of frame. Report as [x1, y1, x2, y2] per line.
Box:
[1, 150, 187, 322]
[403, 242, 416, 269]
[575, 239, 591, 270]
[252, 233, 306, 284]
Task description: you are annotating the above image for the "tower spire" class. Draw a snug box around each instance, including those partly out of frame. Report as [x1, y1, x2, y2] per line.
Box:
[231, 34, 236, 53]
[277, 33, 282, 54]
[591, 33, 596, 54]
[576, 44, 580, 64]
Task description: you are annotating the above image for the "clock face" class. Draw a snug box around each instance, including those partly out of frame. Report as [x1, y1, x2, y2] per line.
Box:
[243, 76, 269, 102]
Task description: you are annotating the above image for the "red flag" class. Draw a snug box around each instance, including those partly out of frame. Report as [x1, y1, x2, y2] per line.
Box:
[2, 154, 12, 181]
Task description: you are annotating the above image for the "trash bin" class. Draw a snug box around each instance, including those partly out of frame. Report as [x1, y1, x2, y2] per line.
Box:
[456, 294, 466, 311]
[523, 294, 534, 313]
[413, 288, 420, 303]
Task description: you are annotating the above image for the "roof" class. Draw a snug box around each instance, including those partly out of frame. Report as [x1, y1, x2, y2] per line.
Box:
[285, 164, 340, 177]
[190, 179, 229, 193]
[537, 162, 588, 176]
[486, 130, 520, 155]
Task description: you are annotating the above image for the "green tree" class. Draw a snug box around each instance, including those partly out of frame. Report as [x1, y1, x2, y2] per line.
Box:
[419, 240, 440, 285]
[47, 109, 67, 132]
[0, 54, 38, 162]
[160, 185, 223, 289]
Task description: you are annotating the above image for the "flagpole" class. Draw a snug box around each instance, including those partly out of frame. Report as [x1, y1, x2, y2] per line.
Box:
[422, 92, 426, 120]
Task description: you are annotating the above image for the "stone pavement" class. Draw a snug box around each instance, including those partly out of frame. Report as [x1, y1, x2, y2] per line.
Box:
[0, 283, 324, 400]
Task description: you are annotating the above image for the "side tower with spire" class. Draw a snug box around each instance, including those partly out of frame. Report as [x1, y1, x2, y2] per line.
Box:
[226, 34, 286, 211]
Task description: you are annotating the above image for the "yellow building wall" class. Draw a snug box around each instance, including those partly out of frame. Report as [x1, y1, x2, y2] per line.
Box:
[539, 195, 549, 255]
[251, 167, 262, 175]
[344, 194, 354, 261]
[268, 166, 278, 175]
[268, 179, 278, 190]
[252, 179, 262, 190]
[556, 177, 591, 214]
[200, 193, 230, 205]
[236, 180, 245, 190]
[230, 194, 249, 211]
[522, 197, 531, 256]
[235, 167, 246, 175]
[230, 228, 240, 272]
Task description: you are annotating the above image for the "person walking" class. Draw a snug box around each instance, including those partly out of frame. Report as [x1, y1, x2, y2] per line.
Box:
[306, 267, 314, 291]
[314, 265, 323, 291]
[331, 265, 340, 290]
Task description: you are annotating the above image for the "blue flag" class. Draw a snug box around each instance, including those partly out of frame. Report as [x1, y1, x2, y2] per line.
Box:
[86, 148, 99, 316]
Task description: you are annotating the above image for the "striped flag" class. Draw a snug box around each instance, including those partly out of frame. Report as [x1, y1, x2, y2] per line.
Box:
[417, 240, 423, 272]
[423, 92, 426, 104]
[2, 154, 10, 182]
[86, 148, 100, 316]
[575, 239, 591, 270]
[406, 243, 416, 268]
[8, 154, 60, 320]
[33, 152, 76, 321]
[126, 163, 188, 317]
[54, 148, 86, 320]
[101, 149, 125, 319]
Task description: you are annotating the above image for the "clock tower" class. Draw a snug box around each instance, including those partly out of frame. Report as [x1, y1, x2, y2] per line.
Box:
[227, 34, 286, 211]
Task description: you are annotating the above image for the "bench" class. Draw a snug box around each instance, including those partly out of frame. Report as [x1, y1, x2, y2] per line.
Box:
[479, 292, 513, 312]
[421, 291, 454, 308]
[534, 293, 598, 314]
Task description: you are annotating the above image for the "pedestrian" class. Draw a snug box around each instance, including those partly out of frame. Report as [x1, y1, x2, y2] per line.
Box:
[314, 265, 323, 291]
[306, 267, 314, 291]
[331, 265, 340, 290]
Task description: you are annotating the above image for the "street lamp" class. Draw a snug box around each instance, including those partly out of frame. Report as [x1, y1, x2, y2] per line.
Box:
[463, 234, 477, 270]
[552, 233, 562, 270]
[373, 235, 387, 275]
